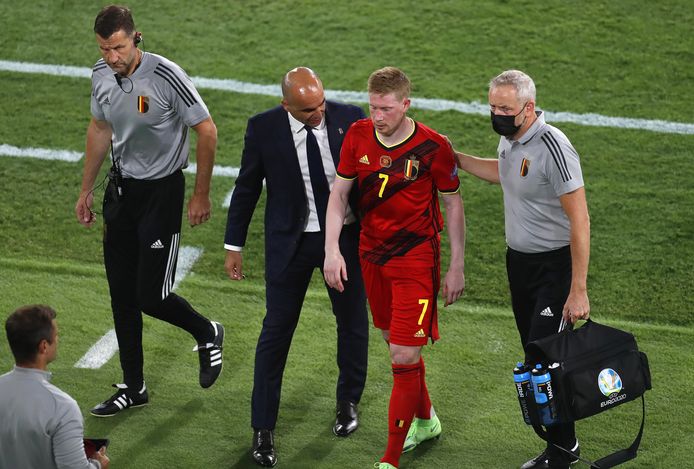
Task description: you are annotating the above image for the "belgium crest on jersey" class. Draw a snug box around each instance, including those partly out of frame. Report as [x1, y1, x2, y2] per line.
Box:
[520, 157, 530, 177]
[137, 96, 149, 113]
[404, 157, 419, 181]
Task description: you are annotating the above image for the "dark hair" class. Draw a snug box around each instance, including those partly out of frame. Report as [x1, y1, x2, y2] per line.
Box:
[94, 4, 136, 38]
[5, 305, 56, 364]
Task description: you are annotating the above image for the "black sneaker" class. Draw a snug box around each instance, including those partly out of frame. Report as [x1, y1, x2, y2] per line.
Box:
[90, 383, 149, 417]
[520, 441, 580, 469]
[194, 321, 224, 388]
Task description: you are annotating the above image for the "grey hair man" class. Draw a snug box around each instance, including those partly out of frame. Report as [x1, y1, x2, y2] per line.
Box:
[455, 69, 590, 469]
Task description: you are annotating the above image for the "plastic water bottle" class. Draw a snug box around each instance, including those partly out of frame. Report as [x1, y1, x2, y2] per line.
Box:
[513, 362, 533, 425]
[531, 363, 557, 426]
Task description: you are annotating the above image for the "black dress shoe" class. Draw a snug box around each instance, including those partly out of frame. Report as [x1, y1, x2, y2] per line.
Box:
[251, 429, 277, 467]
[333, 400, 358, 437]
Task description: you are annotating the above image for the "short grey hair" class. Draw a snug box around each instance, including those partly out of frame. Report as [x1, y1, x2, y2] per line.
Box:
[489, 70, 536, 103]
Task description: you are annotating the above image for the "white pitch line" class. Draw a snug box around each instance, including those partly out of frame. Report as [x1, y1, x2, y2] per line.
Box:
[1, 59, 693, 135]
[0, 60, 91, 79]
[172, 246, 203, 291]
[0, 143, 83, 162]
[73, 329, 119, 369]
[75, 245, 204, 369]
[0, 144, 240, 209]
[0, 143, 241, 180]
[183, 163, 239, 178]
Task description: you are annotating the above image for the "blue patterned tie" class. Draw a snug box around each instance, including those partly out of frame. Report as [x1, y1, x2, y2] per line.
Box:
[304, 125, 330, 231]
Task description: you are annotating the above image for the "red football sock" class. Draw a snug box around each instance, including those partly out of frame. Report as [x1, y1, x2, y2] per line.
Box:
[381, 362, 421, 467]
[416, 357, 433, 420]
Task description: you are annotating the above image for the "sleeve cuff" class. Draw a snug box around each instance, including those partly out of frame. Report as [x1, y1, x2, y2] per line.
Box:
[224, 244, 243, 252]
[438, 185, 461, 195]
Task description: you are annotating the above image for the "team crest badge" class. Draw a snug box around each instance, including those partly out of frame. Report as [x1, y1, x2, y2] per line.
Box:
[137, 96, 149, 113]
[404, 158, 419, 181]
[379, 155, 392, 168]
[520, 157, 530, 177]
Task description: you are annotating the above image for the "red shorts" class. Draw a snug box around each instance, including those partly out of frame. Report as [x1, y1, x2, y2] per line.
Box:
[360, 241, 440, 346]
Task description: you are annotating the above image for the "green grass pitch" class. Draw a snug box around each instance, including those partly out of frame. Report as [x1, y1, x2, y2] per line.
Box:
[0, 1, 692, 467]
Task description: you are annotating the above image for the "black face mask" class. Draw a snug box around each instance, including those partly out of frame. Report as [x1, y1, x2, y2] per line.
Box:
[491, 103, 527, 137]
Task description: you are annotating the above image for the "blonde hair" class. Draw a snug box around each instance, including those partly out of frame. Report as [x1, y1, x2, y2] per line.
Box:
[367, 66, 411, 101]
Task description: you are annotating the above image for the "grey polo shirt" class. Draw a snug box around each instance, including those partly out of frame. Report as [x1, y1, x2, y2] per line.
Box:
[0, 366, 100, 469]
[498, 111, 584, 253]
[90, 52, 210, 180]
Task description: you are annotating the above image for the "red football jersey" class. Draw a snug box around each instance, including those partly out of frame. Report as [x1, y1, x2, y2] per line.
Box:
[337, 118, 460, 265]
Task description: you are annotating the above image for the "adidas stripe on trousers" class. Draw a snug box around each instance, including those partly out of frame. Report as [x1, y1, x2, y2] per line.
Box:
[103, 169, 211, 390]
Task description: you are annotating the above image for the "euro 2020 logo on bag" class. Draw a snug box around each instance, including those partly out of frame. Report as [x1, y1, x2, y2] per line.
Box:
[598, 368, 622, 397]
[598, 367, 628, 409]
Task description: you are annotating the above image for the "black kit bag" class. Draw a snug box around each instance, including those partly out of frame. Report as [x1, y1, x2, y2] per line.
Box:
[525, 320, 652, 468]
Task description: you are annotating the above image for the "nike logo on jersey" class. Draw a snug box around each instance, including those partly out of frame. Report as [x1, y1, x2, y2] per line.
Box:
[150, 239, 165, 249]
[540, 307, 554, 317]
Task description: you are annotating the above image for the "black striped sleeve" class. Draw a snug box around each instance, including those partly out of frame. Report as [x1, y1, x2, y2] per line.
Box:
[541, 132, 572, 182]
[92, 59, 108, 72]
[153, 63, 197, 107]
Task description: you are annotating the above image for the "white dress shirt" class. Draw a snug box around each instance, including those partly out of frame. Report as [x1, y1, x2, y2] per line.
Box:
[225, 111, 355, 251]
[287, 112, 355, 233]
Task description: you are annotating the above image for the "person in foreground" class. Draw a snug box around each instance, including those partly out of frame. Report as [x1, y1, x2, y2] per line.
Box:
[75, 5, 224, 417]
[0, 305, 110, 469]
[225, 67, 369, 467]
[324, 66, 466, 469]
[455, 69, 590, 469]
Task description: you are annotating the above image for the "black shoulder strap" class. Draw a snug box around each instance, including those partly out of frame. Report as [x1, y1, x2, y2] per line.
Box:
[588, 395, 646, 468]
[544, 395, 646, 469]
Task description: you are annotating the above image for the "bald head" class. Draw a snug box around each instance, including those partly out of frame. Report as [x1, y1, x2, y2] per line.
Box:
[282, 67, 322, 100]
[281, 67, 326, 128]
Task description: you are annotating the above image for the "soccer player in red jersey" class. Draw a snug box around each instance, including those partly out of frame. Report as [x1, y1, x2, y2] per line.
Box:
[324, 67, 466, 469]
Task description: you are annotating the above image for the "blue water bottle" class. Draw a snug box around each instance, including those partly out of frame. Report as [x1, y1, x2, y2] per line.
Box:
[513, 362, 533, 425]
[531, 363, 557, 426]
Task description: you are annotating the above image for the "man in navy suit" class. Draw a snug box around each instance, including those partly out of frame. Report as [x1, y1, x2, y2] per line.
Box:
[224, 67, 369, 467]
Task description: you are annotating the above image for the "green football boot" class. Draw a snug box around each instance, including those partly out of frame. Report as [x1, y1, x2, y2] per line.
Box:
[402, 414, 442, 453]
[373, 463, 397, 469]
